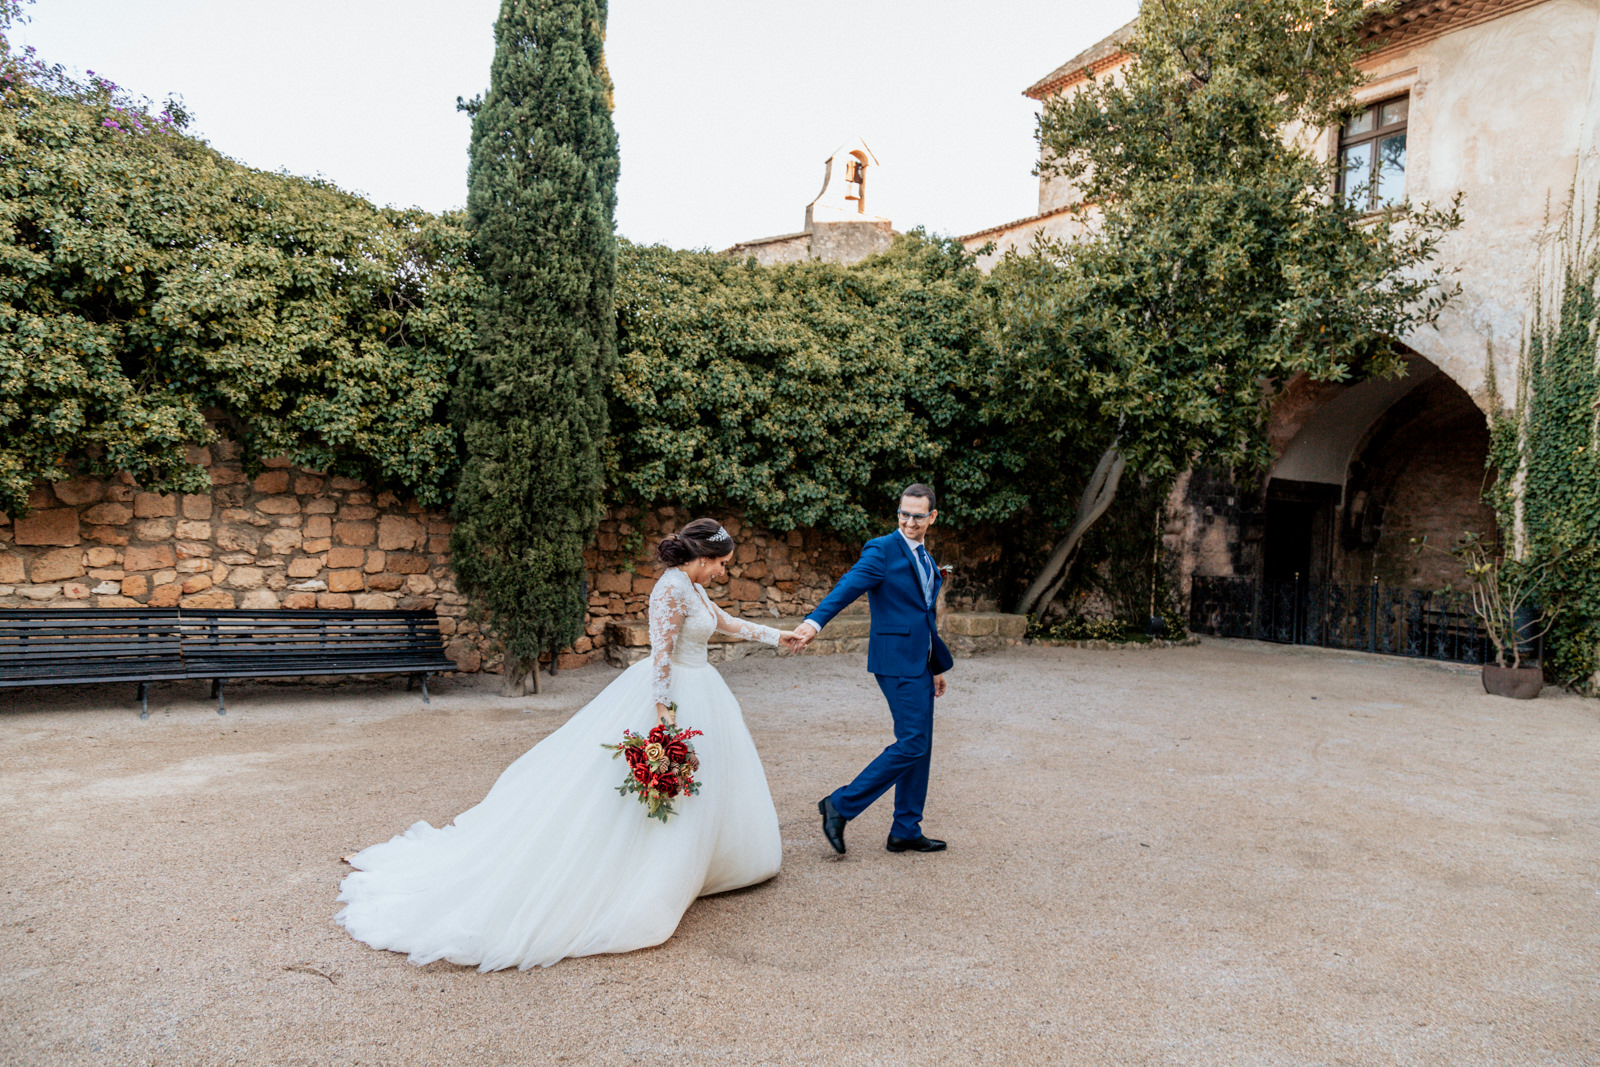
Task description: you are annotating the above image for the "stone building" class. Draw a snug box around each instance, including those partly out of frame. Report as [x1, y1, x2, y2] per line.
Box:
[962, 0, 1596, 597]
[722, 137, 897, 265]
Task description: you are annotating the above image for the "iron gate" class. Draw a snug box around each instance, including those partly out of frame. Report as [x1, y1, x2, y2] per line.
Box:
[1188, 575, 1501, 665]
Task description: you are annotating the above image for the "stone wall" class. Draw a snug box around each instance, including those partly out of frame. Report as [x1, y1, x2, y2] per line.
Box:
[1, 448, 1011, 675]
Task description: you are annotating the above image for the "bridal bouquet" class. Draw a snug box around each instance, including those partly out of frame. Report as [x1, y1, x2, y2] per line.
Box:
[602, 709, 703, 823]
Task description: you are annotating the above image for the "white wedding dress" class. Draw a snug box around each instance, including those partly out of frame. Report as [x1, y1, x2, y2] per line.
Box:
[335, 566, 783, 970]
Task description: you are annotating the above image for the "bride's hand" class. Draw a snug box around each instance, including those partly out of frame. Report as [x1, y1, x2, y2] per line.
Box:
[777, 629, 800, 652]
[655, 702, 675, 726]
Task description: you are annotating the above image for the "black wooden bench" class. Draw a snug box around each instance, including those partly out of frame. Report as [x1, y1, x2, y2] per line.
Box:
[0, 608, 188, 717]
[179, 608, 456, 713]
[0, 607, 455, 717]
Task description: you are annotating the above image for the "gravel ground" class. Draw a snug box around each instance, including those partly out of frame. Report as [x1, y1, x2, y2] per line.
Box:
[2, 638, 1598, 1066]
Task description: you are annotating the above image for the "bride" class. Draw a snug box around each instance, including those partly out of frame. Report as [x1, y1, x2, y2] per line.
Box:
[336, 518, 793, 970]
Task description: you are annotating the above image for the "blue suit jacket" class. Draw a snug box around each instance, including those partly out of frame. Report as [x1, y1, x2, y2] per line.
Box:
[807, 533, 954, 677]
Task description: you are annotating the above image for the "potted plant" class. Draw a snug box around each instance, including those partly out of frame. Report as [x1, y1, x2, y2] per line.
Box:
[1450, 533, 1561, 699]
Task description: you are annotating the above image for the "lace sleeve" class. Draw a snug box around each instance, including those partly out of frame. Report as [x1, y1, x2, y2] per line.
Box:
[706, 595, 780, 646]
[648, 569, 692, 707]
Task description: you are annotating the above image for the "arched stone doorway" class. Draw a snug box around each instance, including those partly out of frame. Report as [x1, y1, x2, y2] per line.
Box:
[1263, 354, 1496, 592]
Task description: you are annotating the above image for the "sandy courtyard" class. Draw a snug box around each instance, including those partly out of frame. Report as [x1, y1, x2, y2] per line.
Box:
[2, 639, 1597, 1066]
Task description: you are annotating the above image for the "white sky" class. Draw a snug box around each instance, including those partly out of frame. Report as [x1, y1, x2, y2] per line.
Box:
[11, 0, 1138, 251]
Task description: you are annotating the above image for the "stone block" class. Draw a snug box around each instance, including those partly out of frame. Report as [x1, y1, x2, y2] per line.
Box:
[175, 520, 212, 541]
[389, 553, 429, 575]
[226, 567, 265, 590]
[377, 515, 425, 551]
[329, 476, 362, 490]
[252, 470, 291, 494]
[14, 509, 80, 546]
[728, 578, 763, 601]
[176, 541, 212, 560]
[123, 545, 176, 572]
[353, 593, 396, 610]
[120, 574, 149, 597]
[289, 579, 327, 592]
[97, 595, 145, 608]
[256, 496, 301, 516]
[87, 568, 124, 580]
[91, 580, 120, 595]
[84, 546, 118, 568]
[181, 590, 237, 609]
[209, 467, 244, 486]
[26, 486, 56, 509]
[366, 572, 403, 592]
[317, 592, 354, 609]
[153, 568, 178, 586]
[327, 569, 365, 593]
[0, 554, 23, 584]
[996, 614, 1028, 639]
[428, 535, 450, 555]
[597, 571, 633, 594]
[81, 502, 131, 526]
[52, 478, 104, 506]
[303, 538, 332, 554]
[261, 455, 291, 469]
[239, 588, 281, 609]
[266, 572, 287, 591]
[405, 574, 437, 595]
[941, 614, 996, 638]
[215, 525, 263, 553]
[326, 546, 365, 569]
[303, 499, 337, 515]
[18, 584, 62, 600]
[84, 525, 128, 546]
[283, 592, 318, 609]
[181, 494, 213, 520]
[218, 553, 254, 566]
[293, 475, 325, 495]
[340, 505, 378, 521]
[181, 574, 214, 594]
[133, 493, 176, 518]
[364, 550, 386, 574]
[62, 582, 90, 599]
[287, 557, 323, 578]
[305, 515, 333, 539]
[447, 642, 481, 673]
[175, 558, 209, 575]
[134, 519, 174, 540]
[631, 575, 658, 595]
[261, 528, 303, 555]
[30, 548, 85, 583]
[334, 522, 375, 547]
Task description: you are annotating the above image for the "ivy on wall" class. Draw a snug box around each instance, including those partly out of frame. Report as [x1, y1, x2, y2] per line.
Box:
[1489, 198, 1600, 691]
[0, 51, 478, 517]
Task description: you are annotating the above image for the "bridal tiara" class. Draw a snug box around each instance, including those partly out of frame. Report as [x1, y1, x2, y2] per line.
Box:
[708, 526, 732, 543]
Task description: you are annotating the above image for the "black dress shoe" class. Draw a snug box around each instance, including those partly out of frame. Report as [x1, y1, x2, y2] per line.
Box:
[818, 796, 847, 854]
[886, 834, 946, 853]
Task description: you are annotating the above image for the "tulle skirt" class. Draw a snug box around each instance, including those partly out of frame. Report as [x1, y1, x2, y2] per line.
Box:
[335, 657, 782, 970]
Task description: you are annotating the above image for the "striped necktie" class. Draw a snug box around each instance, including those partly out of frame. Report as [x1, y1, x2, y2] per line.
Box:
[916, 544, 935, 607]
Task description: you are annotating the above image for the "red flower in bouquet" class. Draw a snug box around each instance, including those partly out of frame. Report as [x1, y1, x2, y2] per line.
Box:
[602, 704, 704, 823]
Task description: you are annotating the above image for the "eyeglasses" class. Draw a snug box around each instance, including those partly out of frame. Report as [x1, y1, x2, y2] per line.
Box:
[897, 510, 933, 523]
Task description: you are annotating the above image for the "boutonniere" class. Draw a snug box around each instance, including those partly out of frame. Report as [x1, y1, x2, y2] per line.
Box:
[938, 564, 953, 580]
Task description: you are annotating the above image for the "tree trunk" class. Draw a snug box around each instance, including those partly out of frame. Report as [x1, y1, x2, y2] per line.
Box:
[500, 659, 540, 696]
[1013, 445, 1127, 617]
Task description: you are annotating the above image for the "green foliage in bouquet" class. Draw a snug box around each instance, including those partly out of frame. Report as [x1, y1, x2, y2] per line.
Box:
[449, 0, 620, 694]
[0, 13, 477, 517]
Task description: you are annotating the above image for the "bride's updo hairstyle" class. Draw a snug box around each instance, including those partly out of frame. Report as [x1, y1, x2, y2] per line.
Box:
[655, 517, 734, 567]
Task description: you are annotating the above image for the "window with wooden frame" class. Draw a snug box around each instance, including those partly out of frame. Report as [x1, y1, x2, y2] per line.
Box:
[1338, 95, 1408, 211]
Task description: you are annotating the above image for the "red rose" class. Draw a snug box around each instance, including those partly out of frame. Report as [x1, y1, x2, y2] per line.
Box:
[664, 739, 689, 763]
[654, 773, 681, 797]
[632, 765, 651, 786]
[647, 725, 667, 744]
[624, 746, 645, 768]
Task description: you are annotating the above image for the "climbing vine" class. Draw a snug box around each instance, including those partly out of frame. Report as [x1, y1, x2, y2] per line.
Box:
[1488, 196, 1600, 691]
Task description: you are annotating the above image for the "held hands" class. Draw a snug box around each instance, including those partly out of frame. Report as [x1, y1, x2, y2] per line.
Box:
[780, 621, 819, 653]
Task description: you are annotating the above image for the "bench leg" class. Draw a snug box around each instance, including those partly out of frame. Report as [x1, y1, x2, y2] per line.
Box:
[138, 682, 150, 720]
[210, 678, 226, 716]
[413, 672, 432, 705]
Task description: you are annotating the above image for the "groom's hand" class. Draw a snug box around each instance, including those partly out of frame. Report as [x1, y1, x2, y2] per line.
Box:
[933, 673, 947, 698]
[788, 621, 819, 651]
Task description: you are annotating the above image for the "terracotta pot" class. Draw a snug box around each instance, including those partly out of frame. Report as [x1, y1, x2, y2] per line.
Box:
[1481, 663, 1543, 700]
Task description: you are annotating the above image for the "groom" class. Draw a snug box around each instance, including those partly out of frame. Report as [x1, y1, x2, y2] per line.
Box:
[787, 483, 954, 854]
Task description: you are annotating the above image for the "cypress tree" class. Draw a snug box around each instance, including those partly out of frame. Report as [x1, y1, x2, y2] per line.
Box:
[452, 0, 619, 694]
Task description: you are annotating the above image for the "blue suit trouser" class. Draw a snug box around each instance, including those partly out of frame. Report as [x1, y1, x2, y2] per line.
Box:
[832, 669, 935, 840]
